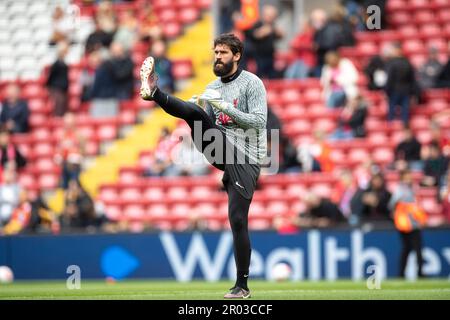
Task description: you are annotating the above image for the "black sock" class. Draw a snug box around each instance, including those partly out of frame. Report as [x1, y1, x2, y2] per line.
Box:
[235, 270, 249, 290]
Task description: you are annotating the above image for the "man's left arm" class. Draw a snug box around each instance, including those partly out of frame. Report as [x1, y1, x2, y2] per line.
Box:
[219, 80, 267, 130]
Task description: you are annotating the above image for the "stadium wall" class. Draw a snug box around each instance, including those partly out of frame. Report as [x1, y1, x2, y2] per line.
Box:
[1, 229, 449, 281]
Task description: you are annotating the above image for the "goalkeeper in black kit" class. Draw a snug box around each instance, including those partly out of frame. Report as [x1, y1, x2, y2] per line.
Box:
[140, 33, 267, 299]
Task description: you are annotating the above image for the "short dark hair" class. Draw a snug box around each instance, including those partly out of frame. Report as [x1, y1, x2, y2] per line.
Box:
[213, 33, 243, 62]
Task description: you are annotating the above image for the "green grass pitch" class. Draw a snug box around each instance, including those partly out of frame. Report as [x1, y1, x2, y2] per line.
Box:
[0, 279, 449, 300]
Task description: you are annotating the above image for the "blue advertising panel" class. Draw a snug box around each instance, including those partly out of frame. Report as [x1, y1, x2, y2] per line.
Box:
[1, 229, 449, 280]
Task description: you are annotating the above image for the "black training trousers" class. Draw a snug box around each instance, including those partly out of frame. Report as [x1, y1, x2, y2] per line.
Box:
[399, 229, 424, 278]
[152, 88, 257, 283]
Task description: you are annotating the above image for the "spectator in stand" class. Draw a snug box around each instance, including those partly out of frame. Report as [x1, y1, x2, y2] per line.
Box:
[0, 167, 21, 226]
[218, 0, 241, 34]
[435, 56, 450, 88]
[389, 169, 427, 278]
[429, 121, 450, 157]
[329, 95, 367, 140]
[341, 0, 365, 31]
[421, 142, 449, 188]
[266, 107, 302, 174]
[284, 20, 317, 79]
[331, 169, 358, 220]
[109, 42, 135, 100]
[0, 83, 30, 133]
[85, 18, 114, 54]
[26, 192, 59, 234]
[296, 144, 322, 173]
[46, 41, 69, 117]
[417, 47, 443, 90]
[113, 9, 138, 52]
[364, 43, 392, 91]
[244, 4, 284, 79]
[308, 9, 328, 77]
[354, 158, 381, 190]
[151, 40, 175, 94]
[89, 49, 119, 117]
[312, 131, 334, 172]
[96, 0, 118, 36]
[295, 192, 346, 228]
[143, 126, 177, 177]
[279, 136, 302, 173]
[321, 51, 359, 108]
[351, 172, 392, 223]
[314, 6, 355, 74]
[60, 179, 98, 232]
[55, 113, 86, 190]
[0, 128, 27, 176]
[137, 3, 163, 43]
[1, 190, 31, 235]
[80, 50, 102, 102]
[393, 126, 422, 171]
[49, 6, 74, 46]
[384, 43, 416, 126]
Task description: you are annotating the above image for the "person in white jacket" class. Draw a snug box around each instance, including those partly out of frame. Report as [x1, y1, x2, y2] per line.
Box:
[321, 51, 359, 108]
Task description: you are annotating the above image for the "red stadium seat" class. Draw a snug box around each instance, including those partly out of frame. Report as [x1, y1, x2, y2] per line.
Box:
[171, 203, 192, 217]
[167, 187, 189, 200]
[367, 133, 389, 146]
[348, 148, 370, 164]
[163, 22, 181, 39]
[28, 98, 50, 114]
[311, 183, 332, 199]
[281, 88, 302, 104]
[172, 59, 193, 79]
[373, 147, 394, 164]
[119, 169, 140, 184]
[22, 84, 46, 99]
[35, 157, 56, 171]
[96, 125, 117, 141]
[190, 186, 214, 199]
[85, 141, 99, 156]
[99, 187, 119, 202]
[38, 173, 59, 189]
[147, 204, 169, 218]
[402, 39, 425, 55]
[178, 7, 200, 24]
[104, 205, 122, 221]
[389, 12, 411, 26]
[143, 187, 164, 201]
[159, 9, 177, 23]
[18, 172, 36, 190]
[414, 11, 435, 24]
[33, 142, 54, 157]
[123, 204, 146, 219]
[420, 24, 442, 38]
[386, 0, 408, 11]
[410, 116, 431, 130]
[121, 188, 142, 201]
